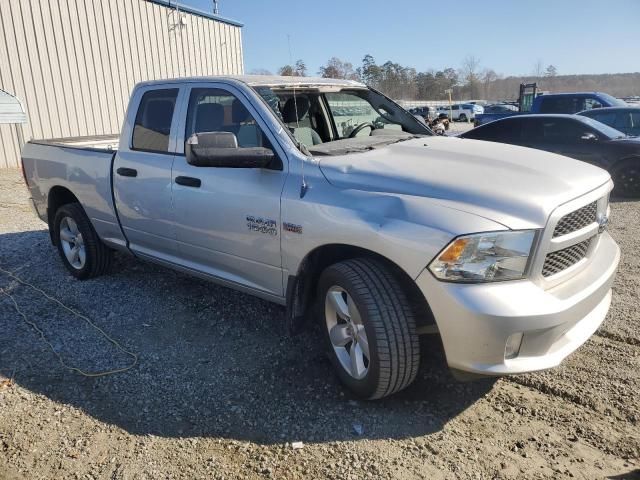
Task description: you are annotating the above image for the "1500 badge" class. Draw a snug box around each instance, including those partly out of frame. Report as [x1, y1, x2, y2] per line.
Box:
[246, 216, 278, 236]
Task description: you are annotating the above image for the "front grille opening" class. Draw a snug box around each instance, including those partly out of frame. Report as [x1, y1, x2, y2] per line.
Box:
[542, 238, 592, 277]
[553, 201, 597, 238]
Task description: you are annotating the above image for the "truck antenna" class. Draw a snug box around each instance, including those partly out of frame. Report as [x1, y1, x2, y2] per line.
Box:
[286, 34, 308, 198]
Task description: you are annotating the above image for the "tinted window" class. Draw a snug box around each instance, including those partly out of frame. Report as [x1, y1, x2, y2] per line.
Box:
[631, 112, 640, 135]
[590, 112, 617, 127]
[185, 88, 266, 148]
[541, 119, 587, 143]
[538, 96, 585, 114]
[610, 111, 640, 136]
[132, 89, 178, 152]
[464, 119, 522, 143]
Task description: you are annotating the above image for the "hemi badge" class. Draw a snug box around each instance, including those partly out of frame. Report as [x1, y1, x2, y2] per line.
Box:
[283, 222, 303, 234]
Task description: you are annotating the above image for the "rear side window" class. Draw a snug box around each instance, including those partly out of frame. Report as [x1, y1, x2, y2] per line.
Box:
[132, 89, 179, 153]
[539, 97, 582, 114]
[464, 119, 522, 142]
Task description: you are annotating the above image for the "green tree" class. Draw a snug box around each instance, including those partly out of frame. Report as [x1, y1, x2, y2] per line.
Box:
[278, 59, 307, 77]
[319, 57, 358, 80]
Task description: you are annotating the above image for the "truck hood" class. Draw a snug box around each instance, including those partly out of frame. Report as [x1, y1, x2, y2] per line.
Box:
[318, 136, 611, 229]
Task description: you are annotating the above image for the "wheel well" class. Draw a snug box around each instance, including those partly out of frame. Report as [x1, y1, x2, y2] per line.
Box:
[286, 244, 435, 334]
[47, 186, 80, 245]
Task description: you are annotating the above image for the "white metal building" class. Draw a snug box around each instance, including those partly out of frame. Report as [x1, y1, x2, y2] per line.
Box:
[0, 0, 244, 169]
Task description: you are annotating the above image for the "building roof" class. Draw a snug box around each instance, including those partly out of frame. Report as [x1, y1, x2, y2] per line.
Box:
[138, 75, 367, 89]
[0, 89, 26, 124]
[145, 0, 243, 27]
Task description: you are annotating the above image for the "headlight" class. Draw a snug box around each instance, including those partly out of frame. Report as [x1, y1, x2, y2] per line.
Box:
[429, 230, 537, 283]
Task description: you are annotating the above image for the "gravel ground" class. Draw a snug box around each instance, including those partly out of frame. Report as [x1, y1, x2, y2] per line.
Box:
[0, 168, 638, 480]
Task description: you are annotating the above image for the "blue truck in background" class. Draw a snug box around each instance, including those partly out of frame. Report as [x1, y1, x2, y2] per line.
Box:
[475, 83, 627, 126]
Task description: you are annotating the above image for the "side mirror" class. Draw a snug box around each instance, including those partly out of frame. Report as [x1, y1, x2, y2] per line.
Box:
[580, 132, 599, 142]
[186, 132, 275, 168]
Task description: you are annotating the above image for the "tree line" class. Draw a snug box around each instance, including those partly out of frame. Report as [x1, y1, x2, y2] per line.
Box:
[252, 55, 640, 101]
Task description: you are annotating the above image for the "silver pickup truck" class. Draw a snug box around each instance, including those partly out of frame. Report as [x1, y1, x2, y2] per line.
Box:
[21, 75, 620, 399]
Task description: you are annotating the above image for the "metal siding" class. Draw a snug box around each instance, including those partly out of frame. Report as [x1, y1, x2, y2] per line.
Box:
[0, 0, 243, 168]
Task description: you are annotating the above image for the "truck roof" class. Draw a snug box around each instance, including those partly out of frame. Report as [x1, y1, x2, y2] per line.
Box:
[538, 92, 611, 97]
[136, 75, 367, 89]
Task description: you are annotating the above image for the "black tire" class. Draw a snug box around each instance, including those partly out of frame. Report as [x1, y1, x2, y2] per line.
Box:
[611, 159, 640, 198]
[317, 258, 420, 399]
[53, 203, 113, 280]
[459, 113, 467, 122]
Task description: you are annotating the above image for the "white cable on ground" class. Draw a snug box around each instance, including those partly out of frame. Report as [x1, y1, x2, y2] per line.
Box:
[0, 265, 137, 378]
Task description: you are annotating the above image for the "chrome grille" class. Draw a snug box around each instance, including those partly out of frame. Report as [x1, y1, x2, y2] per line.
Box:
[553, 201, 597, 238]
[542, 238, 592, 277]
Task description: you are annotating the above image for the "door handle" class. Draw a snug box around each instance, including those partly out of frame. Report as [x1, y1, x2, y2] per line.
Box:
[175, 176, 201, 188]
[116, 167, 137, 177]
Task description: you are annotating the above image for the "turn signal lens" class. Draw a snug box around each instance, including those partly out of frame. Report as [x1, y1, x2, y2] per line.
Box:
[438, 238, 470, 262]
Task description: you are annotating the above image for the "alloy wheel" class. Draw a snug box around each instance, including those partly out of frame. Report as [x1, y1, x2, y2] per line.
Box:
[59, 216, 86, 270]
[324, 286, 370, 380]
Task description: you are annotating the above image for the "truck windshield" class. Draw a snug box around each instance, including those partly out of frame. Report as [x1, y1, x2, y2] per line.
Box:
[252, 86, 431, 155]
[598, 93, 627, 108]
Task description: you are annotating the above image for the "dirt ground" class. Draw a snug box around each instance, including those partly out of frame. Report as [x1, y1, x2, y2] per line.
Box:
[0, 168, 638, 480]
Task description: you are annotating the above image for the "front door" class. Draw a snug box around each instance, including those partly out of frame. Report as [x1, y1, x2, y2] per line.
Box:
[538, 118, 607, 165]
[170, 85, 288, 297]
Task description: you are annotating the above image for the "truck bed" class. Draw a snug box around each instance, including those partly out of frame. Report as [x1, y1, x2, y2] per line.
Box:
[21, 135, 126, 249]
[29, 134, 120, 152]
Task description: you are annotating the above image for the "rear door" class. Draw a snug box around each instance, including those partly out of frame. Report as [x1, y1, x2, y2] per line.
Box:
[113, 85, 185, 261]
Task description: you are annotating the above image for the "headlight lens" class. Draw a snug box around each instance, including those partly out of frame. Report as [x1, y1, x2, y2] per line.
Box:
[429, 230, 536, 282]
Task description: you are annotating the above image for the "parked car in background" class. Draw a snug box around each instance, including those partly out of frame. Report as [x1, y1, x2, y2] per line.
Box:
[440, 104, 484, 122]
[475, 91, 627, 126]
[460, 114, 640, 197]
[483, 104, 518, 114]
[408, 106, 439, 121]
[21, 75, 620, 399]
[578, 107, 640, 137]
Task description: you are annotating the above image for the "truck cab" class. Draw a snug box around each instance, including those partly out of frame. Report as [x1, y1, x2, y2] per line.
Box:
[475, 89, 626, 126]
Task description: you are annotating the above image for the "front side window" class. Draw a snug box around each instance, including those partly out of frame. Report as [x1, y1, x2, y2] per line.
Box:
[185, 88, 267, 148]
[541, 119, 585, 142]
[132, 89, 179, 153]
[583, 98, 603, 111]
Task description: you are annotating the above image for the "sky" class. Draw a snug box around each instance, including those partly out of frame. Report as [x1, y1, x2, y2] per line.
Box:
[183, 0, 639, 77]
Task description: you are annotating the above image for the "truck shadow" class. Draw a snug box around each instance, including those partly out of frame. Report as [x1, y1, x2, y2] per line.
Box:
[0, 229, 495, 444]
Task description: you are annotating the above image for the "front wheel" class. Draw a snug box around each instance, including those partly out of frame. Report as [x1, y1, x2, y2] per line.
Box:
[611, 159, 640, 198]
[53, 203, 113, 279]
[317, 259, 420, 399]
[459, 113, 468, 122]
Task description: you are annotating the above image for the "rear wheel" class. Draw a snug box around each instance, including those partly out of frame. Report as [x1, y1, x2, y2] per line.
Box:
[611, 159, 640, 198]
[317, 259, 420, 399]
[459, 113, 468, 122]
[53, 203, 113, 279]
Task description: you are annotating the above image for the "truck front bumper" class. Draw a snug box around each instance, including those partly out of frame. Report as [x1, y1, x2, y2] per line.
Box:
[415, 232, 620, 376]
